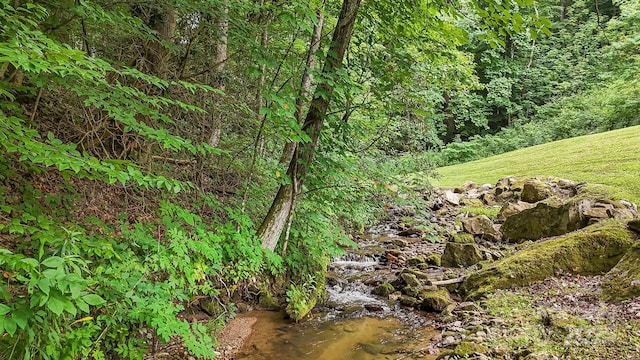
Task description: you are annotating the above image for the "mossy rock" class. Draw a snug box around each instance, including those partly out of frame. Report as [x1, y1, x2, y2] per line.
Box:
[601, 242, 640, 301]
[501, 198, 587, 241]
[420, 289, 454, 312]
[258, 289, 281, 311]
[427, 253, 442, 266]
[406, 256, 426, 267]
[372, 283, 395, 297]
[442, 242, 483, 267]
[400, 272, 422, 288]
[462, 220, 636, 299]
[451, 232, 475, 244]
[453, 341, 489, 357]
[521, 179, 553, 203]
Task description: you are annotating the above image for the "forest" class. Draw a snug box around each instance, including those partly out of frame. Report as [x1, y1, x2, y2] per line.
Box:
[0, 0, 638, 358]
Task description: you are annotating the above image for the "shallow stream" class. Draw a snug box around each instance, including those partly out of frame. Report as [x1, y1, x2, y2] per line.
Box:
[236, 230, 441, 359]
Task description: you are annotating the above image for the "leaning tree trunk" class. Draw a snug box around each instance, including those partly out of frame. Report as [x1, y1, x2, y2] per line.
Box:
[258, 0, 362, 251]
[279, 0, 326, 164]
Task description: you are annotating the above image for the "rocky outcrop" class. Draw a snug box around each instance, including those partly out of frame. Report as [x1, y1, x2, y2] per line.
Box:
[500, 199, 587, 242]
[462, 220, 637, 299]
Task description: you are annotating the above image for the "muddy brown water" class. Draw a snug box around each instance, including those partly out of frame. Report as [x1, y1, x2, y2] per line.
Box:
[235, 311, 438, 360]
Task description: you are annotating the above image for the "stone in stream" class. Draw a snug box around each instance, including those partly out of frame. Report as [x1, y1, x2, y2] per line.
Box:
[372, 283, 395, 297]
[441, 242, 483, 267]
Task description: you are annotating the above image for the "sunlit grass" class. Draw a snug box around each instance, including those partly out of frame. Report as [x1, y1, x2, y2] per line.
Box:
[431, 125, 640, 203]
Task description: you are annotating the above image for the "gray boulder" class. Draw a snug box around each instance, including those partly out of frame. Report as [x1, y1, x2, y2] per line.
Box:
[501, 199, 587, 241]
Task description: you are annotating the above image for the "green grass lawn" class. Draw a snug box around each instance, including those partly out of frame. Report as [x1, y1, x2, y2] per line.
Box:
[431, 125, 640, 204]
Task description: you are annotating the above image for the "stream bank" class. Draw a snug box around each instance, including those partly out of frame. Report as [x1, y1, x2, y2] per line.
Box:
[229, 176, 640, 360]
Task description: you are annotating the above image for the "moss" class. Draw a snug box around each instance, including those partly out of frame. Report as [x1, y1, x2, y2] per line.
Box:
[372, 283, 395, 297]
[420, 289, 453, 312]
[463, 220, 636, 299]
[427, 253, 442, 266]
[453, 341, 489, 356]
[258, 289, 281, 311]
[451, 232, 475, 243]
[456, 205, 501, 220]
[601, 242, 640, 301]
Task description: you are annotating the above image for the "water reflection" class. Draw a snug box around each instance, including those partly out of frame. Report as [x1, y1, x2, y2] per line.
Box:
[235, 311, 437, 360]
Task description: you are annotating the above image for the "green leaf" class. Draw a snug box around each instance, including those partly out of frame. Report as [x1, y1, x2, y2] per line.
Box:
[46, 295, 65, 316]
[76, 298, 89, 313]
[3, 317, 16, 336]
[82, 294, 105, 306]
[37, 278, 51, 296]
[0, 304, 10, 316]
[41, 256, 64, 268]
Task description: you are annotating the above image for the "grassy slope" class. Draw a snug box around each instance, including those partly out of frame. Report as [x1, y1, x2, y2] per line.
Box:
[431, 125, 640, 204]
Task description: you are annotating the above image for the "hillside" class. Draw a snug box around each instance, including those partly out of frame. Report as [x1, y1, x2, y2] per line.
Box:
[432, 125, 640, 204]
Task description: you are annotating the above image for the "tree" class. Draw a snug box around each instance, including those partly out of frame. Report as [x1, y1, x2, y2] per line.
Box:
[257, 0, 362, 251]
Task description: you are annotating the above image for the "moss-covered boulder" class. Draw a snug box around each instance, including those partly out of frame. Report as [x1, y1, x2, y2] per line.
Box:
[420, 289, 454, 312]
[426, 253, 442, 266]
[442, 242, 483, 267]
[501, 198, 586, 241]
[521, 179, 553, 203]
[601, 242, 640, 301]
[462, 220, 636, 299]
[372, 283, 395, 297]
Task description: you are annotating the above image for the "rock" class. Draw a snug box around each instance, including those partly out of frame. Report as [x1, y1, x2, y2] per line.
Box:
[609, 207, 637, 220]
[427, 253, 442, 266]
[454, 181, 477, 193]
[628, 219, 640, 233]
[601, 242, 640, 301]
[421, 289, 454, 312]
[443, 190, 461, 205]
[442, 335, 457, 346]
[463, 220, 636, 299]
[258, 290, 280, 311]
[400, 272, 422, 288]
[372, 283, 395, 297]
[498, 201, 534, 220]
[406, 256, 427, 267]
[398, 227, 423, 236]
[461, 215, 501, 242]
[521, 179, 553, 203]
[399, 295, 421, 307]
[452, 341, 489, 357]
[455, 301, 480, 312]
[480, 192, 497, 206]
[450, 232, 475, 244]
[501, 199, 587, 241]
[392, 238, 408, 247]
[442, 242, 483, 267]
[620, 200, 638, 212]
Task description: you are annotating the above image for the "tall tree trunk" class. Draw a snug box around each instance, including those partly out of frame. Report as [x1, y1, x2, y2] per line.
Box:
[442, 92, 456, 144]
[208, 0, 229, 149]
[258, 0, 362, 251]
[280, 1, 326, 164]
